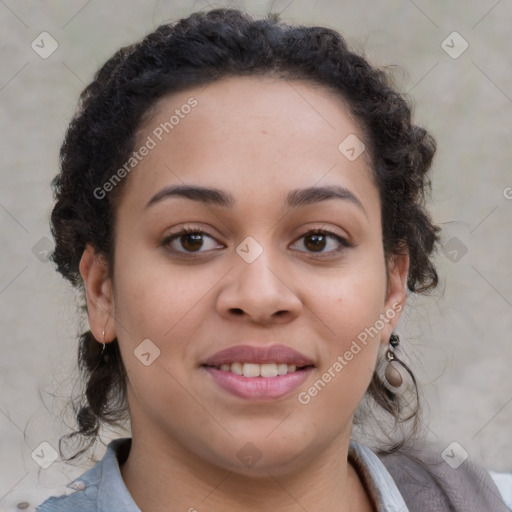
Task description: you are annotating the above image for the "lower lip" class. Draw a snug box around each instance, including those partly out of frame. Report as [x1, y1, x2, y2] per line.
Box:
[203, 366, 313, 400]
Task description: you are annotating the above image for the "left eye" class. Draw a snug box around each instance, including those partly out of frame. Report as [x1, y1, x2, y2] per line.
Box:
[163, 230, 223, 253]
[290, 231, 349, 254]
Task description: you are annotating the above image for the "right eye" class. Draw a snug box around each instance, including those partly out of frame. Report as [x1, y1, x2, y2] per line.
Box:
[161, 228, 224, 255]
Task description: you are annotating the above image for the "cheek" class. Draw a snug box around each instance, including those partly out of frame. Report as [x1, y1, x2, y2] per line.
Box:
[111, 259, 211, 405]
[111, 250, 220, 361]
[306, 263, 387, 393]
[314, 262, 388, 335]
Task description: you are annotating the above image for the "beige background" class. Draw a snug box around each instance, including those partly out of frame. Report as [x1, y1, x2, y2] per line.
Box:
[1, 0, 511, 503]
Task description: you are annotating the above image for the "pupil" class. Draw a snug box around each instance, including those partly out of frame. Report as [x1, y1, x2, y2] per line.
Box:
[182, 233, 203, 251]
[305, 234, 326, 251]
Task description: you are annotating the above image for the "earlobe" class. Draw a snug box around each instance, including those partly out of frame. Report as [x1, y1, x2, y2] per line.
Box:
[382, 251, 410, 340]
[79, 244, 115, 343]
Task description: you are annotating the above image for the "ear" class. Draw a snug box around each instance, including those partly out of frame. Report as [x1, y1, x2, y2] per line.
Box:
[380, 250, 409, 344]
[79, 244, 116, 344]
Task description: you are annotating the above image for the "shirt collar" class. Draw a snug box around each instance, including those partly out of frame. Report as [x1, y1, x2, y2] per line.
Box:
[348, 440, 410, 511]
[96, 438, 139, 511]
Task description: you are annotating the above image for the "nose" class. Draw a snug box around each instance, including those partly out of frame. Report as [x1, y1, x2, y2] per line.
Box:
[216, 249, 302, 326]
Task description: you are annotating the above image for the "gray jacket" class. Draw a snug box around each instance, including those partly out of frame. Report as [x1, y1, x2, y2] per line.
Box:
[379, 442, 510, 511]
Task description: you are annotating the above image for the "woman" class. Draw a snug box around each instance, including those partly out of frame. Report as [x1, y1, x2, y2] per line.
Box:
[32, 8, 510, 512]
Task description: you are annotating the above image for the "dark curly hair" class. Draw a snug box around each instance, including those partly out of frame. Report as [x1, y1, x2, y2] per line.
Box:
[50, 8, 440, 461]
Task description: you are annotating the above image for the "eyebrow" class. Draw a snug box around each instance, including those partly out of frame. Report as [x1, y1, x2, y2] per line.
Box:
[286, 185, 366, 215]
[145, 184, 236, 209]
[144, 184, 366, 215]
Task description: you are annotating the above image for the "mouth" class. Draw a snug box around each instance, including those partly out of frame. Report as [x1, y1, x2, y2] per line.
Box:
[202, 361, 314, 377]
[201, 344, 315, 400]
[202, 343, 315, 368]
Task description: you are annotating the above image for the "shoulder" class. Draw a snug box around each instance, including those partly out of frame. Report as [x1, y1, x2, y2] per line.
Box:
[377, 441, 510, 512]
[26, 457, 102, 512]
[32, 437, 132, 512]
[12, 456, 100, 512]
[33, 464, 100, 512]
[0, 480, 91, 512]
[34, 478, 98, 512]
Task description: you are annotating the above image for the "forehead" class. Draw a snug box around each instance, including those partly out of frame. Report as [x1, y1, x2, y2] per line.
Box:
[119, 75, 378, 216]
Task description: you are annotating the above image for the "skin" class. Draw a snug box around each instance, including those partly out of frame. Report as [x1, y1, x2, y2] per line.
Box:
[80, 76, 409, 512]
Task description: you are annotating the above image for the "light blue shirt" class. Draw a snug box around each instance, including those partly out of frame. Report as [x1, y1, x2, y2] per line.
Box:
[25, 438, 511, 511]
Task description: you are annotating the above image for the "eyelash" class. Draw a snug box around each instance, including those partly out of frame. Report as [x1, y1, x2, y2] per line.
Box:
[161, 226, 351, 258]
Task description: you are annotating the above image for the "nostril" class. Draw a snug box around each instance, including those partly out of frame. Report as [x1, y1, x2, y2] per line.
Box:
[230, 308, 244, 315]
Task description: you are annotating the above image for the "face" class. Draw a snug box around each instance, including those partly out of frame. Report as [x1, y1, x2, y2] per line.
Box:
[81, 75, 408, 477]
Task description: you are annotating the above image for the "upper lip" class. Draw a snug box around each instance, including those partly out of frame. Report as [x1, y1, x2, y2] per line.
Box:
[202, 344, 315, 367]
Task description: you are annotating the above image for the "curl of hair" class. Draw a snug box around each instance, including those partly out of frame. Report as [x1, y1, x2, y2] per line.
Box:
[50, 8, 440, 461]
[58, 331, 128, 462]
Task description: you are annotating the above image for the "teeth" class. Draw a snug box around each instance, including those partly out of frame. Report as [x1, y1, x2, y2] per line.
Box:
[261, 363, 277, 378]
[243, 363, 260, 378]
[277, 363, 288, 375]
[217, 362, 300, 377]
[230, 362, 243, 375]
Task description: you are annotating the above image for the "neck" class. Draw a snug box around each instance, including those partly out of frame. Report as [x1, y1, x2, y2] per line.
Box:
[120, 428, 360, 512]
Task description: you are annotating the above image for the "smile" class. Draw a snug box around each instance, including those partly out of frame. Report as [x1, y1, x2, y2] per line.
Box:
[202, 364, 314, 400]
[201, 343, 316, 400]
[208, 362, 309, 377]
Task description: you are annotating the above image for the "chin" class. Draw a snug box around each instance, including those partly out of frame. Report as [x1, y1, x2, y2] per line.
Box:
[203, 435, 322, 478]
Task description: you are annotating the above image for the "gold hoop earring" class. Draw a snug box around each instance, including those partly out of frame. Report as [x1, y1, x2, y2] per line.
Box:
[101, 313, 111, 356]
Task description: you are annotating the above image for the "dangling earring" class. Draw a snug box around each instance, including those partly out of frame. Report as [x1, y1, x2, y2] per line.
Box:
[100, 313, 110, 359]
[101, 329, 106, 355]
[384, 333, 403, 388]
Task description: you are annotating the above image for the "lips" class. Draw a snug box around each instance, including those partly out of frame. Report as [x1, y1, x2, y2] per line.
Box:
[202, 344, 315, 368]
[201, 344, 316, 400]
